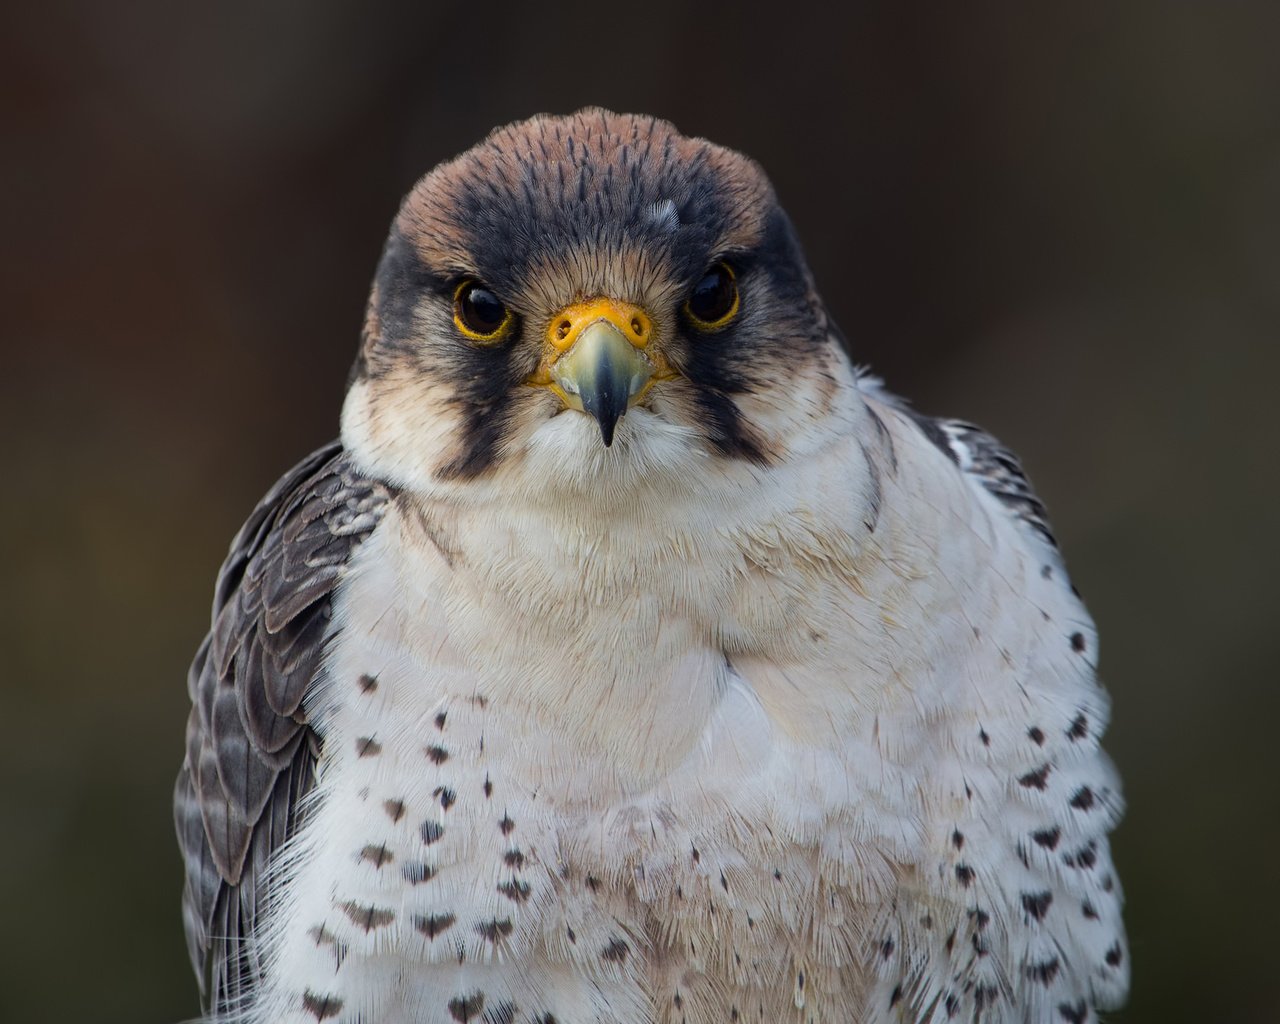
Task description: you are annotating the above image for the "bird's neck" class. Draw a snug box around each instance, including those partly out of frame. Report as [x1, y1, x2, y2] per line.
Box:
[349, 403, 898, 798]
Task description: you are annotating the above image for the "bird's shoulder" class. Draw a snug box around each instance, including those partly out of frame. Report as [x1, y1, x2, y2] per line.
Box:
[860, 375, 1059, 553]
[174, 441, 393, 1010]
[927, 416, 1058, 549]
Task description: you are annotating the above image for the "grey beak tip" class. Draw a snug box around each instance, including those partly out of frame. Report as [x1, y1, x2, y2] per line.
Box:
[552, 319, 652, 451]
[582, 376, 625, 448]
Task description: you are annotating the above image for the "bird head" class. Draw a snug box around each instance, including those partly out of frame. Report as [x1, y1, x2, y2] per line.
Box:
[342, 109, 857, 502]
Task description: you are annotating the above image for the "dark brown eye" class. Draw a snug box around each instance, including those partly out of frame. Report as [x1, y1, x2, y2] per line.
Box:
[453, 280, 513, 341]
[684, 262, 740, 330]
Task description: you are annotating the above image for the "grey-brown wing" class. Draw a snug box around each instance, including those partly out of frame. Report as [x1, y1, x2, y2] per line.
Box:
[173, 442, 392, 1014]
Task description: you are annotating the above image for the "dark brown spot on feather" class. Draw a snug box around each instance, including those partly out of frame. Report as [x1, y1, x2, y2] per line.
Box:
[503, 848, 524, 868]
[1070, 632, 1087, 653]
[1032, 826, 1061, 850]
[1028, 726, 1045, 745]
[1019, 764, 1051, 790]
[308, 925, 336, 947]
[1067, 713, 1089, 741]
[448, 992, 485, 1022]
[1069, 786, 1096, 811]
[383, 798, 406, 822]
[1028, 957, 1061, 985]
[341, 900, 394, 931]
[476, 917, 513, 942]
[1058, 1002, 1088, 1024]
[357, 673, 377, 693]
[415, 912, 456, 938]
[421, 821, 445, 844]
[403, 861, 435, 885]
[302, 990, 343, 1019]
[435, 786, 456, 810]
[426, 744, 450, 764]
[499, 814, 515, 835]
[355, 736, 381, 757]
[1021, 890, 1053, 922]
[601, 937, 629, 962]
[1069, 840, 1098, 869]
[434, 711, 447, 730]
[359, 843, 393, 868]
[498, 879, 532, 903]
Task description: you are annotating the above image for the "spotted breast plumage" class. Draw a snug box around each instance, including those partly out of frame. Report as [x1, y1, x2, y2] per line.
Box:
[175, 109, 1128, 1024]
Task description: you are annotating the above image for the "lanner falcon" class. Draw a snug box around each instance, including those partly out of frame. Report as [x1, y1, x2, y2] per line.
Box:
[175, 109, 1128, 1024]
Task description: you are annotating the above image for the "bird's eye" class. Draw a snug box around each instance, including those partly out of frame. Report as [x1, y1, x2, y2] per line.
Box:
[453, 280, 514, 342]
[684, 262, 740, 330]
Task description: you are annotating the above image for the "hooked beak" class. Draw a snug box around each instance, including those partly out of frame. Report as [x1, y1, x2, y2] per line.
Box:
[552, 320, 654, 446]
[528, 297, 667, 446]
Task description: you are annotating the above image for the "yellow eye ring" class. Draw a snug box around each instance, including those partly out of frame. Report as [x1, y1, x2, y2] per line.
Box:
[453, 279, 514, 343]
[683, 262, 740, 331]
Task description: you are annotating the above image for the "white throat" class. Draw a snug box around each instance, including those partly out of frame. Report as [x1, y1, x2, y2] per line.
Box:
[335, 373, 881, 797]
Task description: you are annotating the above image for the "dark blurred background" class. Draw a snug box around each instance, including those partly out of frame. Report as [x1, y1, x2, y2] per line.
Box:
[3, 2, 1277, 1021]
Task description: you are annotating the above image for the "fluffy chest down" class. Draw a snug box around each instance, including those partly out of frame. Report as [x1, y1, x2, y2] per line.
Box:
[254, 465, 883, 1024]
[248, 414, 1126, 1024]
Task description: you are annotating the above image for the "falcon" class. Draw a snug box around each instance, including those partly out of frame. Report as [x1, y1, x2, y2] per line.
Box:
[175, 109, 1128, 1024]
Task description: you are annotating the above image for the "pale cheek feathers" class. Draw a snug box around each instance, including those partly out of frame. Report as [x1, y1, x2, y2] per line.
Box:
[730, 344, 860, 460]
[341, 368, 854, 500]
[341, 374, 468, 493]
[343, 370, 570, 493]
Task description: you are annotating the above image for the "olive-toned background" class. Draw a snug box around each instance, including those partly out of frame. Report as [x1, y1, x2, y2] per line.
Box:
[3, 2, 1277, 1021]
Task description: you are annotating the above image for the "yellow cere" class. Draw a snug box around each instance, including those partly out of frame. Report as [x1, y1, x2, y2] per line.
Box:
[546, 297, 652, 353]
